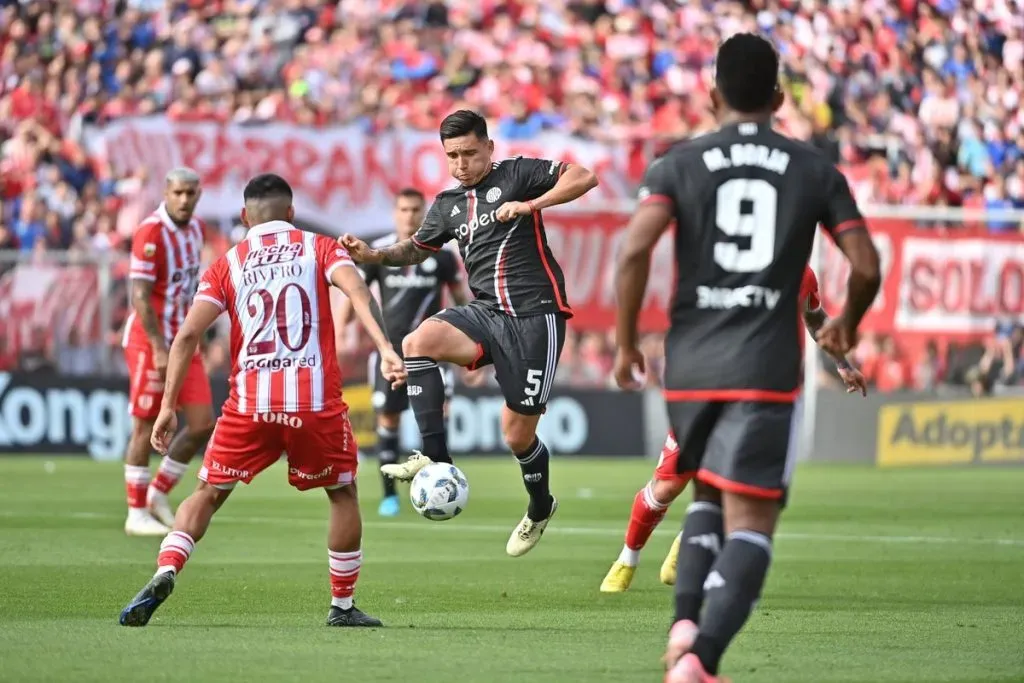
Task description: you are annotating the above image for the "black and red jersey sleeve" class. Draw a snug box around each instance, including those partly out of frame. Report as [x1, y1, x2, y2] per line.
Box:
[636, 156, 677, 211]
[411, 200, 451, 252]
[820, 164, 866, 237]
[509, 157, 565, 200]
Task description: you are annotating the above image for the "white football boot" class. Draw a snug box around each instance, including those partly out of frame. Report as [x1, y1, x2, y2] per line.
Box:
[380, 451, 432, 482]
[506, 498, 558, 557]
[146, 488, 176, 528]
[125, 508, 171, 537]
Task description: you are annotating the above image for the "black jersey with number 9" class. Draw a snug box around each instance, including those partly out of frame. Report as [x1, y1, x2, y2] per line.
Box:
[640, 122, 865, 400]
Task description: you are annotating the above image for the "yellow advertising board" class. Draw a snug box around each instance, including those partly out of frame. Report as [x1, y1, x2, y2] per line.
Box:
[877, 398, 1024, 467]
[345, 384, 378, 449]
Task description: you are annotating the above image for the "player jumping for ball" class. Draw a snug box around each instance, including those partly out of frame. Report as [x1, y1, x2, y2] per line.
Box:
[333, 188, 471, 517]
[600, 266, 868, 593]
[614, 34, 881, 682]
[119, 174, 405, 628]
[340, 110, 598, 556]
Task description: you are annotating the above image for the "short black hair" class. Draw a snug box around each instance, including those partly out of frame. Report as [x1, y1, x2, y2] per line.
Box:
[439, 110, 488, 141]
[714, 33, 780, 114]
[243, 173, 293, 202]
[396, 187, 425, 204]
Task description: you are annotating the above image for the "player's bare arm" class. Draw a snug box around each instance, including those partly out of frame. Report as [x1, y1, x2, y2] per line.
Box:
[803, 307, 868, 396]
[495, 163, 599, 221]
[151, 300, 221, 454]
[818, 229, 882, 358]
[449, 279, 471, 306]
[131, 278, 169, 375]
[331, 265, 407, 387]
[338, 234, 432, 267]
[613, 202, 674, 390]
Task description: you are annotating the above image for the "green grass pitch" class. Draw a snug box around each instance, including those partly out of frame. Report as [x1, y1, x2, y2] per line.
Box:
[1, 457, 1022, 683]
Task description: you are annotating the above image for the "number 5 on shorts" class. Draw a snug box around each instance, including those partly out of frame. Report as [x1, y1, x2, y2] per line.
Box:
[525, 369, 543, 398]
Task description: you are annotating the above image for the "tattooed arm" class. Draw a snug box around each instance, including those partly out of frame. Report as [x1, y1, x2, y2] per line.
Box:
[338, 235, 433, 267]
[132, 279, 169, 376]
[377, 239, 432, 267]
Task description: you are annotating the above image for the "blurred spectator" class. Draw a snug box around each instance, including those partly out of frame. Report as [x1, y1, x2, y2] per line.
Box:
[966, 321, 1023, 395]
[912, 340, 947, 391]
[19, 326, 56, 373]
[875, 335, 910, 393]
[56, 327, 101, 376]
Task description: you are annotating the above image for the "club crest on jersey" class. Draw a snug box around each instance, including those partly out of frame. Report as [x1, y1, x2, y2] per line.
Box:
[485, 187, 502, 203]
[243, 242, 304, 270]
[143, 242, 157, 257]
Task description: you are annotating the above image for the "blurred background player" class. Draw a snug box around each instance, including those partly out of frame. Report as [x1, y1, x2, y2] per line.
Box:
[121, 168, 215, 537]
[119, 173, 404, 628]
[614, 34, 881, 682]
[340, 110, 598, 556]
[600, 266, 867, 593]
[333, 188, 470, 517]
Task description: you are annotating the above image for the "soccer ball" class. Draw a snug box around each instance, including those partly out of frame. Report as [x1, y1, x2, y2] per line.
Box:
[409, 463, 469, 521]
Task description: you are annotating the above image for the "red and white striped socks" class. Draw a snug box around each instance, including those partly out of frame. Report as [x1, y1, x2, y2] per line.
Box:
[620, 482, 671, 566]
[125, 465, 151, 510]
[150, 457, 189, 496]
[328, 550, 362, 610]
[157, 531, 195, 575]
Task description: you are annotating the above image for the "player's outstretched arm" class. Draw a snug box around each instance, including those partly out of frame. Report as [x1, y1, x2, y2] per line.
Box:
[330, 265, 407, 386]
[613, 201, 674, 390]
[152, 300, 221, 453]
[339, 234, 431, 267]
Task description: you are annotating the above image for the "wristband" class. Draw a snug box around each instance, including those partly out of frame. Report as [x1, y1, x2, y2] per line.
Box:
[836, 358, 852, 371]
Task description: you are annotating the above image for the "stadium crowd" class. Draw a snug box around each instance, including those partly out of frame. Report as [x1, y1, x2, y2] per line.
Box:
[1, 0, 1022, 392]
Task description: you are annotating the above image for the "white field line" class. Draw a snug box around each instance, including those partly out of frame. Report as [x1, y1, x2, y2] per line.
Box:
[0, 510, 1022, 548]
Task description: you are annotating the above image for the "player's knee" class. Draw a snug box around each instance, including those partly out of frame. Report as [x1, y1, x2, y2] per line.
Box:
[501, 419, 536, 454]
[652, 478, 686, 505]
[402, 329, 438, 359]
[130, 419, 154, 443]
[693, 481, 722, 505]
[722, 491, 779, 536]
[193, 480, 232, 509]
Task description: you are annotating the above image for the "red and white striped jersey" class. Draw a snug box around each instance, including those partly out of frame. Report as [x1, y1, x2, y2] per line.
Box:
[194, 221, 354, 414]
[123, 203, 205, 349]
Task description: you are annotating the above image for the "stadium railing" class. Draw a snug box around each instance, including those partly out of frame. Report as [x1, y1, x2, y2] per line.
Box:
[0, 250, 125, 376]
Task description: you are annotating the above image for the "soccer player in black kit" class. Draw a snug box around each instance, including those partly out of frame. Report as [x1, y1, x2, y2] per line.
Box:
[340, 110, 598, 556]
[333, 188, 470, 517]
[614, 35, 881, 683]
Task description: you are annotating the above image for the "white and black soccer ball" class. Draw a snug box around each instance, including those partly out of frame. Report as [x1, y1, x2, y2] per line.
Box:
[409, 463, 470, 521]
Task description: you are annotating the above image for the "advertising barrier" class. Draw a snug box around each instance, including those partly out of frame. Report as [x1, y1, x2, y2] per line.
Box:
[876, 398, 1024, 467]
[391, 386, 646, 457]
[0, 373, 647, 459]
[810, 388, 1024, 467]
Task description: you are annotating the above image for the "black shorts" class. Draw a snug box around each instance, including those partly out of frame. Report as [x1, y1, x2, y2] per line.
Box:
[434, 302, 566, 416]
[666, 400, 798, 501]
[369, 348, 454, 415]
